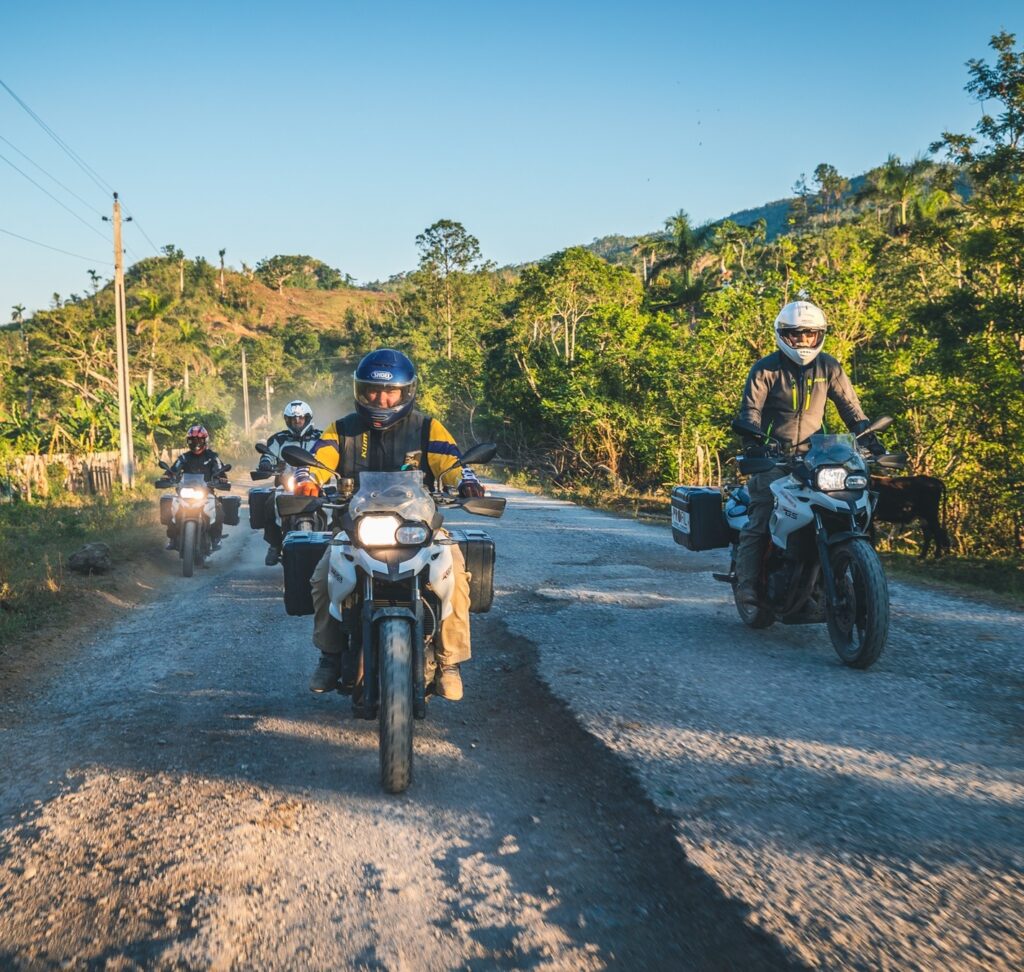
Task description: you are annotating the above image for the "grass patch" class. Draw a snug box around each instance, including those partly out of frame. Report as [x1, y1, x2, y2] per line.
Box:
[0, 489, 162, 649]
[880, 552, 1024, 608]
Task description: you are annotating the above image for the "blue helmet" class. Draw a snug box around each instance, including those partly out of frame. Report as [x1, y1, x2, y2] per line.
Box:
[353, 348, 418, 429]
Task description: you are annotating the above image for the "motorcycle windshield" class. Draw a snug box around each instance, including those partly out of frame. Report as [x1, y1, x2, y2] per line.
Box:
[804, 434, 858, 468]
[350, 470, 436, 522]
[180, 473, 207, 489]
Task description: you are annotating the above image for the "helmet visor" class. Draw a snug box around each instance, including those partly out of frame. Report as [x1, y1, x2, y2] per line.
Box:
[354, 379, 417, 412]
[285, 413, 310, 434]
[780, 328, 825, 350]
[187, 436, 207, 452]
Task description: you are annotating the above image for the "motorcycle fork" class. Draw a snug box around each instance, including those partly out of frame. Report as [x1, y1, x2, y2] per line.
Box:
[813, 512, 838, 607]
[357, 574, 426, 721]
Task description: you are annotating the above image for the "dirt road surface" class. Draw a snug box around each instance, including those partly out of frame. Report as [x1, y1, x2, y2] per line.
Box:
[1, 482, 1021, 970]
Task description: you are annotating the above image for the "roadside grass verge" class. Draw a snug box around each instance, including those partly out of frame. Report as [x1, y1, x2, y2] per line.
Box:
[0, 489, 162, 650]
[879, 552, 1024, 608]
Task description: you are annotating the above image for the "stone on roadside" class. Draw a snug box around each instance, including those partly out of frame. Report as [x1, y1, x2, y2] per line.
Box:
[68, 542, 112, 575]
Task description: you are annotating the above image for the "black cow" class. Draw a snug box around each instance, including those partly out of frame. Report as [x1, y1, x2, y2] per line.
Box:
[870, 475, 951, 558]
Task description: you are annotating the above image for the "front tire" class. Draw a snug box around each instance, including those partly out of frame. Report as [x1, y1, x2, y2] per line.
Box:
[378, 618, 414, 794]
[181, 521, 198, 578]
[827, 539, 889, 669]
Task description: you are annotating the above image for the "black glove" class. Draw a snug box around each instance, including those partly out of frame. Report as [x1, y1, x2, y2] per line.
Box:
[743, 440, 768, 459]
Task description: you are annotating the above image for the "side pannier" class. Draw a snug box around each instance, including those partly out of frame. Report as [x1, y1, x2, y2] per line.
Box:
[670, 486, 730, 551]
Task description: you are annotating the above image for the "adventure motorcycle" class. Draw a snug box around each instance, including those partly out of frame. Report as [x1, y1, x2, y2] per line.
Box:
[710, 417, 905, 669]
[282, 442, 505, 794]
[156, 461, 234, 578]
[251, 443, 327, 544]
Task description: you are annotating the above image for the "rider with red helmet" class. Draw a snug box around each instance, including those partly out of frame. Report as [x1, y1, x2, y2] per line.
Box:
[164, 425, 229, 550]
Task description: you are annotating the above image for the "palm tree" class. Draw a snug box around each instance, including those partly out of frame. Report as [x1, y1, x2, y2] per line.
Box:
[218, 248, 227, 291]
[10, 304, 25, 325]
[645, 210, 716, 310]
[857, 155, 934, 229]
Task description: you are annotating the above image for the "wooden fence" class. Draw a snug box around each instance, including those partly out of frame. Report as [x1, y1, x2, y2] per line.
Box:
[1, 451, 122, 501]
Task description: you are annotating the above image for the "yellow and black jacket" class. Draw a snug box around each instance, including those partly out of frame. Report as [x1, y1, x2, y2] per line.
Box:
[301, 410, 469, 490]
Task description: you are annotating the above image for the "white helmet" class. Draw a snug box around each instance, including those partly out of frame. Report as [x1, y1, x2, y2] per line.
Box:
[283, 399, 314, 437]
[774, 300, 828, 366]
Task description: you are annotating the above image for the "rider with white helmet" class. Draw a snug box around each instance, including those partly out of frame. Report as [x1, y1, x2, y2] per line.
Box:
[258, 400, 323, 565]
[733, 299, 882, 610]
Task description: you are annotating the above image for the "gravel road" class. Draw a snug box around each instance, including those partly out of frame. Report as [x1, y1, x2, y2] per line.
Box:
[0, 482, 1020, 970]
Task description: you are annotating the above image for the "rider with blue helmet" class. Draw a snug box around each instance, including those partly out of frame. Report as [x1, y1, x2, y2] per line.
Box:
[296, 348, 484, 700]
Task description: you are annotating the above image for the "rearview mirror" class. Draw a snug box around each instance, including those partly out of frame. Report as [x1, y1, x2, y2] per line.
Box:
[281, 444, 331, 471]
[858, 415, 893, 438]
[459, 442, 498, 466]
[158, 460, 171, 471]
[255, 442, 272, 455]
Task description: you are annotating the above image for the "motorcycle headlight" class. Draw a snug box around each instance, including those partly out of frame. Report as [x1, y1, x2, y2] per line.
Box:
[283, 474, 295, 492]
[180, 487, 207, 500]
[396, 524, 430, 545]
[356, 514, 402, 546]
[845, 474, 868, 489]
[815, 467, 847, 491]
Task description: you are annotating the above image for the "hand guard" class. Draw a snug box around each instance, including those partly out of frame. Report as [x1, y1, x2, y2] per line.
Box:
[458, 479, 486, 498]
[743, 441, 769, 459]
[861, 433, 886, 457]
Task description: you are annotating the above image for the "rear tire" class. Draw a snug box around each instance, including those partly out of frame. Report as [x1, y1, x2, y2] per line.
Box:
[181, 521, 197, 578]
[827, 539, 889, 669]
[379, 618, 414, 794]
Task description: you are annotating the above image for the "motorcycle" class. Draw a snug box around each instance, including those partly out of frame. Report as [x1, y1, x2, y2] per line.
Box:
[251, 443, 327, 543]
[712, 416, 906, 669]
[156, 461, 233, 578]
[281, 442, 506, 794]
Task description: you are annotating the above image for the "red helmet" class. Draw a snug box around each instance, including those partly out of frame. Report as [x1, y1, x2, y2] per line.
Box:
[186, 424, 209, 454]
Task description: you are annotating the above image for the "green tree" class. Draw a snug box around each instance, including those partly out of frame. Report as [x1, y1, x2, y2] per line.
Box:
[414, 220, 486, 360]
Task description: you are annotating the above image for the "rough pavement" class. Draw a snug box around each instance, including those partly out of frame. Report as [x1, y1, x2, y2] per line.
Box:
[0, 492, 790, 971]
[493, 486, 1024, 970]
[1, 482, 1021, 969]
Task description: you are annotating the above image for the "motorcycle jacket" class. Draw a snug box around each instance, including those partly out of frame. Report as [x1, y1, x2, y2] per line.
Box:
[258, 426, 324, 469]
[168, 449, 227, 482]
[738, 351, 869, 453]
[299, 410, 476, 491]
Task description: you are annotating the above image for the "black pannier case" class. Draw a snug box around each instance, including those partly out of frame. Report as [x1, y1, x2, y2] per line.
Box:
[448, 528, 496, 613]
[220, 494, 241, 526]
[159, 494, 174, 526]
[671, 486, 730, 551]
[248, 487, 274, 530]
[282, 531, 332, 616]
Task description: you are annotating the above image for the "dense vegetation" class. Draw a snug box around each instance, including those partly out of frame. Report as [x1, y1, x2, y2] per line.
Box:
[2, 31, 1022, 559]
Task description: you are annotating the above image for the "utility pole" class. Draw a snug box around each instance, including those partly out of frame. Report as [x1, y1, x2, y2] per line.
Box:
[241, 347, 251, 437]
[108, 193, 135, 488]
[264, 375, 272, 424]
[183, 362, 190, 395]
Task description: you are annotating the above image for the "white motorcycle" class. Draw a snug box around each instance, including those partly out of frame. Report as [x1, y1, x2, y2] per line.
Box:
[282, 442, 505, 794]
[156, 462, 234, 578]
[713, 417, 904, 669]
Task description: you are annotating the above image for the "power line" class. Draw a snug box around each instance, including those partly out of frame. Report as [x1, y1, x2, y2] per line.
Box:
[0, 226, 106, 263]
[119, 202, 162, 256]
[0, 80, 164, 262]
[0, 134, 107, 219]
[0, 151, 109, 243]
[0, 78, 114, 196]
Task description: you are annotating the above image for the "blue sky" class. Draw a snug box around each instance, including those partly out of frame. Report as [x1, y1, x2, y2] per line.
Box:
[1, 1, 1020, 314]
